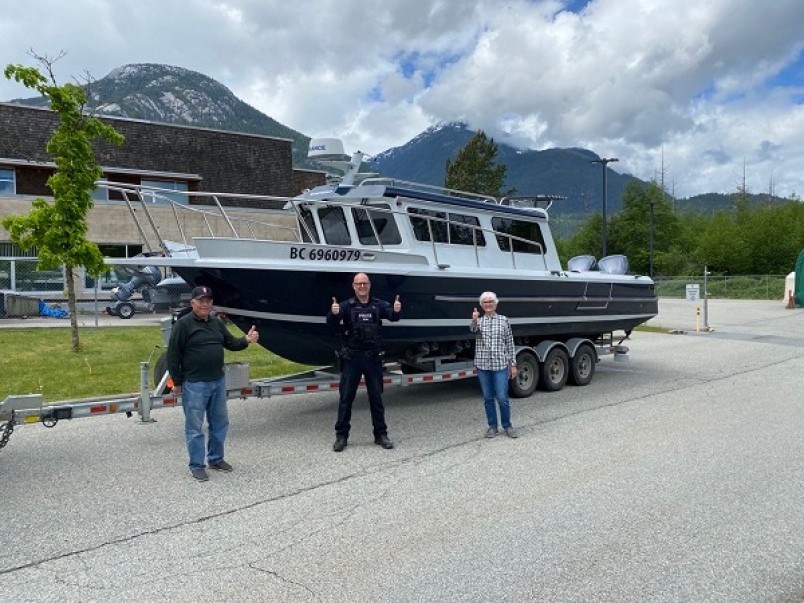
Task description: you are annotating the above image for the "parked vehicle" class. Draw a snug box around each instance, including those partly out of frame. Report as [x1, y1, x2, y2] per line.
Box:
[106, 265, 191, 318]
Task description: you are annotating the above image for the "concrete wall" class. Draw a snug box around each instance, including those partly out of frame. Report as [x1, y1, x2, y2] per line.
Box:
[1, 195, 298, 248]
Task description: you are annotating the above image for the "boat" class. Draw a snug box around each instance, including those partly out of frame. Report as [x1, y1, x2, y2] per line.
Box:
[103, 138, 658, 368]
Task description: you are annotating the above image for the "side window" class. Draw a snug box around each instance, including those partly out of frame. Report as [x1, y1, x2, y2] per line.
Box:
[492, 217, 545, 254]
[318, 206, 351, 245]
[408, 207, 448, 243]
[448, 213, 485, 246]
[0, 168, 15, 195]
[353, 205, 401, 245]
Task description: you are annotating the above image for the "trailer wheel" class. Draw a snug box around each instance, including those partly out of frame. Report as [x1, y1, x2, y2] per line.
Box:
[154, 352, 170, 394]
[509, 351, 538, 398]
[117, 302, 135, 319]
[569, 343, 596, 386]
[539, 347, 568, 392]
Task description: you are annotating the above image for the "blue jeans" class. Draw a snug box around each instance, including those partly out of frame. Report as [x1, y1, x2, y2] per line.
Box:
[182, 377, 228, 471]
[476, 368, 512, 430]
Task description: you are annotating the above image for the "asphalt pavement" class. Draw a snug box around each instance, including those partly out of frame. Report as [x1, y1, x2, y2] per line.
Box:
[1, 298, 802, 601]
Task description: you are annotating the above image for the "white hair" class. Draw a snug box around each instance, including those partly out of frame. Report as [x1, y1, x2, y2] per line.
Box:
[479, 291, 498, 304]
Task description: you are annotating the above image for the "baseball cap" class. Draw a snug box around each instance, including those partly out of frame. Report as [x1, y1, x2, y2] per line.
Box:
[191, 285, 214, 300]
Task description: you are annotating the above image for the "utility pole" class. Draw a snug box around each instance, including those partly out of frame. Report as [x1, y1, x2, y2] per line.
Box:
[649, 197, 655, 278]
[591, 157, 618, 257]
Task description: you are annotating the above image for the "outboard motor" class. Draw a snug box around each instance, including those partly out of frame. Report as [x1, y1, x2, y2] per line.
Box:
[107, 265, 162, 318]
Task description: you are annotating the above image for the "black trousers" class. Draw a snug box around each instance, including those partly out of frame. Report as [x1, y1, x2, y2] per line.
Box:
[335, 351, 387, 438]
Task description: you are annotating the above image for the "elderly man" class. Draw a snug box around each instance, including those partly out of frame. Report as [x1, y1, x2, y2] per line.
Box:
[168, 285, 259, 481]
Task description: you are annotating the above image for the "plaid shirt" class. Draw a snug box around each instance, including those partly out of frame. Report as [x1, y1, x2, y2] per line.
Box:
[471, 312, 515, 371]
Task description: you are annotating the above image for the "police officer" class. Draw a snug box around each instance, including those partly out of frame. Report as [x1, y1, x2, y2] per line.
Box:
[327, 272, 402, 452]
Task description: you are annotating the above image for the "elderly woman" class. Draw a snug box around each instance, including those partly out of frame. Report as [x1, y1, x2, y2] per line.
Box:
[470, 291, 518, 438]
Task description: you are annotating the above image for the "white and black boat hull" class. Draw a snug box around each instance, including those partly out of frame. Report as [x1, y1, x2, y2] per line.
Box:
[174, 266, 657, 366]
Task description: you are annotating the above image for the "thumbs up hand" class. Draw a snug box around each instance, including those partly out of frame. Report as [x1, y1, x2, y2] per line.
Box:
[246, 325, 259, 344]
[472, 307, 479, 320]
[331, 297, 340, 315]
[393, 295, 401, 313]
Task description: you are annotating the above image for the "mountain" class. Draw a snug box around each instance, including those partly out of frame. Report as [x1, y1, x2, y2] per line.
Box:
[369, 122, 641, 215]
[10, 64, 787, 221]
[9, 63, 315, 167]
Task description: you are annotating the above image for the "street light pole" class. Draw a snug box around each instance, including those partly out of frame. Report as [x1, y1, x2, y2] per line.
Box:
[591, 157, 619, 257]
[649, 198, 655, 278]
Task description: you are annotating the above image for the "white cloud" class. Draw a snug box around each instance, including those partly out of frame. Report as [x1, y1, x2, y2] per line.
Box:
[1, 0, 803, 198]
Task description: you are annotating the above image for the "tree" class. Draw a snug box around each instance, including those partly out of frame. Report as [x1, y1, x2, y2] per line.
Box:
[608, 181, 678, 275]
[444, 130, 507, 197]
[3, 55, 124, 351]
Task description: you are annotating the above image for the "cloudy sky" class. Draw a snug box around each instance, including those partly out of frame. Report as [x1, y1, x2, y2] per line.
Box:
[1, 0, 803, 199]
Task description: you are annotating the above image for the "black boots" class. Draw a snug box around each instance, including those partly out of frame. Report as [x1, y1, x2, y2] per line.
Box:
[374, 435, 394, 449]
[334, 435, 393, 451]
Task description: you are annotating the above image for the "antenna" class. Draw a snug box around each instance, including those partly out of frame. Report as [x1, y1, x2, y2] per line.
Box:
[308, 138, 371, 186]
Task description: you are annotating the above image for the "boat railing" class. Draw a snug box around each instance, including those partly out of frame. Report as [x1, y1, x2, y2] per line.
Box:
[95, 181, 299, 255]
[359, 177, 500, 204]
[96, 181, 549, 271]
[499, 195, 566, 212]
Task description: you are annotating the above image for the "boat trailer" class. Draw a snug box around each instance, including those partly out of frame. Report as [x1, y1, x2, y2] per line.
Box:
[0, 332, 630, 452]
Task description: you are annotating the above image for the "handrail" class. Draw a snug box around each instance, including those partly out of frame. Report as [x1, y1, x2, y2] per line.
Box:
[94, 180, 549, 270]
[359, 177, 499, 204]
[96, 181, 299, 255]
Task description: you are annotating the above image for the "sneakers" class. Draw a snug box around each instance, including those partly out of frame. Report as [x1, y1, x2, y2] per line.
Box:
[209, 460, 233, 472]
[374, 435, 394, 449]
[485, 427, 498, 438]
[333, 436, 348, 452]
[191, 468, 209, 482]
[505, 427, 518, 439]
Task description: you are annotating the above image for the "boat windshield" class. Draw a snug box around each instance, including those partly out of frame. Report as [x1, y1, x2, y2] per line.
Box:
[319, 206, 350, 245]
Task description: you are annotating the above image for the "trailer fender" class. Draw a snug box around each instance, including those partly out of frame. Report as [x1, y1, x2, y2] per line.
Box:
[564, 337, 598, 361]
[531, 340, 568, 363]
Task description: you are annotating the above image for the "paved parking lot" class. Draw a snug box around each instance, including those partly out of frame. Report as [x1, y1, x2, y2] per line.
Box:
[1, 299, 802, 601]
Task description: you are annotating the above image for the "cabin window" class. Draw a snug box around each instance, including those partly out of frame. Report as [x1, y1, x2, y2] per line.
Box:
[408, 208, 448, 243]
[448, 213, 486, 247]
[319, 205, 351, 245]
[298, 206, 319, 243]
[141, 179, 189, 205]
[0, 168, 15, 195]
[492, 217, 545, 254]
[91, 183, 108, 202]
[353, 205, 401, 245]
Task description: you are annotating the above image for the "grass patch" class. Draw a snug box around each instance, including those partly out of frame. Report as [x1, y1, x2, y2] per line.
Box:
[633, 324, 671, 334]
[0, 325, 310, 402]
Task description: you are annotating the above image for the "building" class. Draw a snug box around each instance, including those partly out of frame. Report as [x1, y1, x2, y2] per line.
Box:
[0, 103, 324, 296]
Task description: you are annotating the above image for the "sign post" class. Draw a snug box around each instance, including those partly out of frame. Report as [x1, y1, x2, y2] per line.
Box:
[703, 266, 711, 329]
[686, 284, 701, 332]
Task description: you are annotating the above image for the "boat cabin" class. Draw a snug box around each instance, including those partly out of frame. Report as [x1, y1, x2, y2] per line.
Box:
[291, 181, 563, 274]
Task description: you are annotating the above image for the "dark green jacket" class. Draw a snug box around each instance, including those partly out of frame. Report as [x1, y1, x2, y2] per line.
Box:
[167, 312, 248, 386]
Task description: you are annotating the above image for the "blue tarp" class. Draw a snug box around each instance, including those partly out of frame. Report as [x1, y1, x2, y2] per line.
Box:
[39, 299, 69, 318]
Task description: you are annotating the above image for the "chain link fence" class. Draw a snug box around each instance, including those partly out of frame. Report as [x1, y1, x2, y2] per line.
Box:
[0, 258, 191, 319]
[652, 274, 788, 300]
